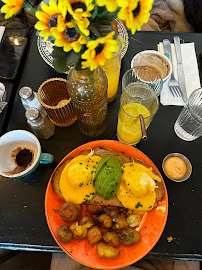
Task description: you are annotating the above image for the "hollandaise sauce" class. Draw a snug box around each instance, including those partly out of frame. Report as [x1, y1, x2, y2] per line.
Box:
[117, 103, 151, 144]
[60, 155, 101, 204]
[117, 162, 161, 212]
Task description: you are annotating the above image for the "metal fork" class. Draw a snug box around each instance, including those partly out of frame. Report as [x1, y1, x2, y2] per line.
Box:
[163, 39, 183, 97]
[0, 102, 7, 113]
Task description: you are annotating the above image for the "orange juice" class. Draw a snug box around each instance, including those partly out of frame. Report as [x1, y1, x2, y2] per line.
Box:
[102, 39, 122, 103]
[117, 103, 150, 144]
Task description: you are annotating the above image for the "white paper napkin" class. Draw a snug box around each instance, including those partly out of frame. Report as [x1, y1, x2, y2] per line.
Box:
[158, 42, 201, 106]
[0, 26, 5, 43]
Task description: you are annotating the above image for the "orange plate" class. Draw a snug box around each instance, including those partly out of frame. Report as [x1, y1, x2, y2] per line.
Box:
[45, 140, 168, 269]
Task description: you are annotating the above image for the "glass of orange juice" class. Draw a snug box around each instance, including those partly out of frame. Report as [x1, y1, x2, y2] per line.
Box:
[117, 82, 159, 145]
[102, 38, 122, 103]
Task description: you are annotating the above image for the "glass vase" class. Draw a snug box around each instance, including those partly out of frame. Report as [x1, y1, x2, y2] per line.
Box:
[102, 38, 122, 103]
[67, 66, 108, 137]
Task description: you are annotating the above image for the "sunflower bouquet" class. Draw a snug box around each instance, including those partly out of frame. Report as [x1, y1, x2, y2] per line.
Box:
[1, 0, 153, 73]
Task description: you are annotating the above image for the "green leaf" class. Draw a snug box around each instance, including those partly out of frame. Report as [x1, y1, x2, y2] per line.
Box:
[91, 4, 97, 20]
[91, 23, 117, 37]
[65, 50, 79, 66]
[75, 57, 83, 71]
[52, 46, 67, 59]
[52, 48, 78, 73]
[95, 9, 119, 23]
[53, 57, 70, 73]
[88, 24, 102, 37]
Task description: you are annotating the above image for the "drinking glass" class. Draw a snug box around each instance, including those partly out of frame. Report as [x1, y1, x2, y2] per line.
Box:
[102, 38, 122, 103]
[122, 66, 163, 96]
[117, 82, 159, 145]
[174, 88, 202, 141]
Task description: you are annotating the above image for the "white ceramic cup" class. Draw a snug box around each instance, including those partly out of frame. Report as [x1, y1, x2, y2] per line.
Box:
[0, 130, 54, 178]
[131, 50, 172, 84]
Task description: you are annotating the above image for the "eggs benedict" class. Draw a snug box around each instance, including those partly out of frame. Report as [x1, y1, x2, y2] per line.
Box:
[60, 155, 101, 204]
[116, 162, 161, 212]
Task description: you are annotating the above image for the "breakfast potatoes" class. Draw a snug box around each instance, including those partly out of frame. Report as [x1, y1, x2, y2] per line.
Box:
[57, 225, 73, 243]
[103, 231, 120, 247]
[97, 214, 113, 229]
[79, 214, 95, 227]
[97, 241, 120, 259]
[86, 205, 103, 215]
[87, 226, 102, 245]
[119, 228, 141, 246]
[60, 203, 82, 223]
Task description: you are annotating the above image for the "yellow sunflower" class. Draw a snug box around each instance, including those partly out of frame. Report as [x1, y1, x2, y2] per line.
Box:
[61, 0, 94, 20]
[118, 0, 153, 34]
[95, 0, 118, 12]
[35, 0, 66, 42]
[52, 24, 87, 53]
[81, 31, 119, 71]
[1, 0, 24, 19]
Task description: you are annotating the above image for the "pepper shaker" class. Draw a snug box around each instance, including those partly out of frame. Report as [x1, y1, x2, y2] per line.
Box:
[19, 86, 47, 116]
[25, 108, 55, 139]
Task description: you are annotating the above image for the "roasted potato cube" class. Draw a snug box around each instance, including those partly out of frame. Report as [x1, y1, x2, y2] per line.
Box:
[98, 214, 113, 229]
[60, 203, 82, 223]
[103, 231, 120, 247]
[79, 214, 94, 228]
[70, 221, 89, 240]
[126, 215, 140, 227]
[57, 225, 73, 243]
[97, 241, 120, 259]
[119, 228, 141, 246]
[113, 213, 128, 229]
[87, 226, 102, 245]
[86, 205, 103, 215]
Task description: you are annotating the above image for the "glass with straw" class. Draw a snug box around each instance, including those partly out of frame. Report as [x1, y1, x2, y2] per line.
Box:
[117, 82, 159, 145]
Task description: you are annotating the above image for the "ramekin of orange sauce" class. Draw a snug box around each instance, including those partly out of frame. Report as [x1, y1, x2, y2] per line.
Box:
[162, 153, 192, 182]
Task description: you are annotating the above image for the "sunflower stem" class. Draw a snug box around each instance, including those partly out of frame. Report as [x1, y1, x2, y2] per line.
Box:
[71, 20, 91, 41]
[96, 10, 108, 17]
[23, 3, 37, 12]
[86, 68, 95, 100]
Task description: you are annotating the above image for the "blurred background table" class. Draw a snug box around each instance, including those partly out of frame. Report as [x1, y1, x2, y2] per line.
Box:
[0, 31, 202, 261]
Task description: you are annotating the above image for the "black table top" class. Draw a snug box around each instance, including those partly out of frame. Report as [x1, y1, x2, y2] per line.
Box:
[1, 31, 202, 261]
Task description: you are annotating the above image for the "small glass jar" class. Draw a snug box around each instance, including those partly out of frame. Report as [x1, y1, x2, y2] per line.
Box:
[25, 108, 55, 139]
[19, 86, 47, 116]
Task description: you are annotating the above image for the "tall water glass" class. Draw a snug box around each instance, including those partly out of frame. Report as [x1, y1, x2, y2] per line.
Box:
[174, 88, 202, 141]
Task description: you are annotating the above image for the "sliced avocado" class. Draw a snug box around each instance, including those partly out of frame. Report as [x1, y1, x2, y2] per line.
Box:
[94, 157, 123, 200]
[94, 157, 110, 179]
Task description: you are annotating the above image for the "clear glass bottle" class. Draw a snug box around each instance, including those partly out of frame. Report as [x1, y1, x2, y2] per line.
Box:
[19, 86, 47, 116]
[25, 108, 55, 139]
[67, 66, 108, 137]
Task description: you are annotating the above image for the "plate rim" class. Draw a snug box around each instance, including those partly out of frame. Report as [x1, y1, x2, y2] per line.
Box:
[45, 140, 168, 269]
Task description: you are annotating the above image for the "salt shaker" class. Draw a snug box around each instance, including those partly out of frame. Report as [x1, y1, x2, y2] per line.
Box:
[19, 86, 47, 116]
[25, 108, 55, 139]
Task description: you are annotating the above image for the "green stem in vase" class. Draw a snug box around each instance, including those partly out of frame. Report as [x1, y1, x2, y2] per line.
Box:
[86, 68, 95, 100]
[71, 20, 91, 42]
[23, 3, 37, 12]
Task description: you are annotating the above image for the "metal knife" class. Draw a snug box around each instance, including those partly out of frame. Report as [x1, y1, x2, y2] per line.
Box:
[163, 39, 172, 59]
[173, 36, 188, 103]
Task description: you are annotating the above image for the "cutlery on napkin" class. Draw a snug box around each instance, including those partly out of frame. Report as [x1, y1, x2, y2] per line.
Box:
[158, 40, 201, 106]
